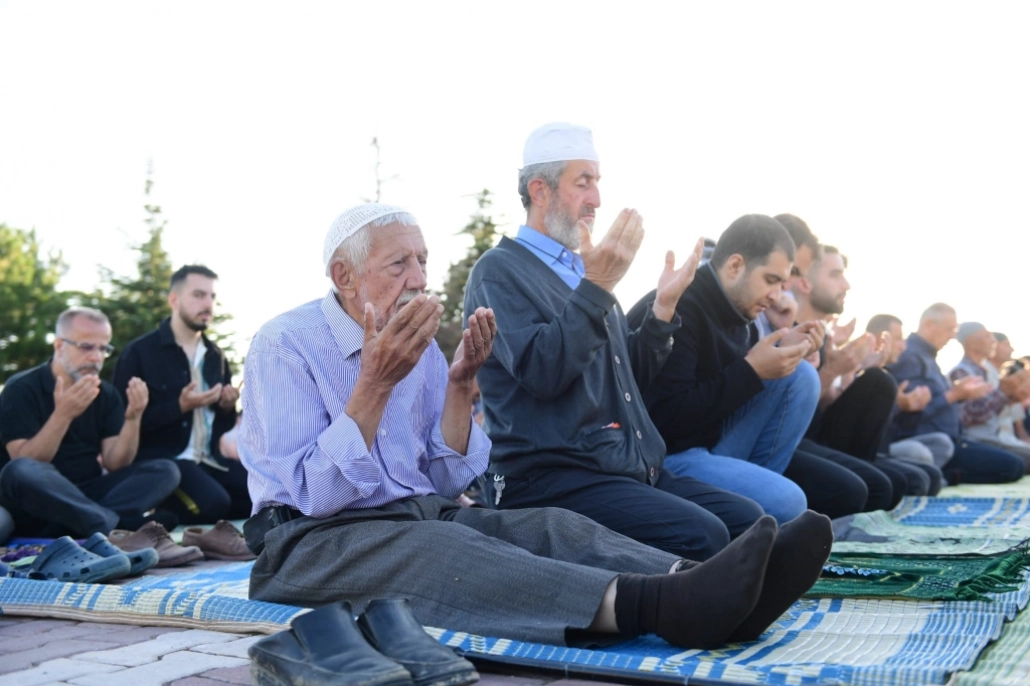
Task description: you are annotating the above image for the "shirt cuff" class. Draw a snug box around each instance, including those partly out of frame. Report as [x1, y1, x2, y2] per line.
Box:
[316, 412, 382, 499]
[637, 302, 681, 351]
[571, 278, 618, 314]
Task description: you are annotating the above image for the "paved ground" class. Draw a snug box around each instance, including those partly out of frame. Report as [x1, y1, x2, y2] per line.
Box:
[0, 616, 617, 686]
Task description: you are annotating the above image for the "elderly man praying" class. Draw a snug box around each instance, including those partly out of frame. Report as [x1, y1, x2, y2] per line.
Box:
[238, 202, 831, 655]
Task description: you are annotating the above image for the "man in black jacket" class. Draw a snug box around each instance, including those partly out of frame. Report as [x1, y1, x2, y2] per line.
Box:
[114, 265, 250, 524]
[627, 215, 820, 523]
[465, 123, 765, 560]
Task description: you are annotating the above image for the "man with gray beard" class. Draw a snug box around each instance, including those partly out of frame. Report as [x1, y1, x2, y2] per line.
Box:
[465, 123, 770, 561]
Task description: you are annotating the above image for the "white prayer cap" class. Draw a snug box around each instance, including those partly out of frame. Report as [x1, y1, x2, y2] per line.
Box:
[522, 122, 599, 167]
[323, 202, 412, 275]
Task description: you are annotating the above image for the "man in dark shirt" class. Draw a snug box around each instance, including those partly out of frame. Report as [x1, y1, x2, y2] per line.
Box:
[627, 215, 818, 523]
[114, 265, 248, 524]
[0, 307, 180, 537]
[465, 122, 765, 561]
[886, 303, 1024, 484]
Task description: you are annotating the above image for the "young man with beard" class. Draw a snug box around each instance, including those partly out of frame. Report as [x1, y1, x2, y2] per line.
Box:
[114, 266, 250, 530]
[465, 123, 779, 561]
[239, 202, 832, 653]
[0, 307, 180, 537]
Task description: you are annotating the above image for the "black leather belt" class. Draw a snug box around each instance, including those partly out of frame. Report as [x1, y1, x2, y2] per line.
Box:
[243, 505, 303, 556]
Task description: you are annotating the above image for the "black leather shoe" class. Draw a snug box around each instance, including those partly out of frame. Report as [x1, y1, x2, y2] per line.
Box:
[358, 599, 479, 686]
[248, 601, 414, 686]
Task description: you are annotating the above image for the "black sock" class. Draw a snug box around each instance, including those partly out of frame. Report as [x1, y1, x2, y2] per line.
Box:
[727, 510, 833, 643]
[614, 515, 776, 649]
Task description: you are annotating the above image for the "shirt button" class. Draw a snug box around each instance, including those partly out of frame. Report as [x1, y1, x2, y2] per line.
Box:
[636, 430, 643, 439]
[624, 392, 631, 402]
[379, 429, 387, 437]
[182, 421, 188, 427]
[649, 467, 656, 478]
[614, 356, 621, 365]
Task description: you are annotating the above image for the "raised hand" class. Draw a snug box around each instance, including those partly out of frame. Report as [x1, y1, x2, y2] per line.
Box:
[179, 380, 223, 413]
[54, 375, 101, 421]
[449, 308, 496, 387]
[896, 380, 932, 412]
[860, 331, 892, 370]
[653, 237, 705, 322]
[824, 333, 874, 378]
[580, 209, 645, 292]
[831, 317, 857, 346]
[949, 375, 992, 402]
[782, 321, 826, 352]
[358, 294, 443, 390]
[745, 329, 812, 380]
[124, 377, 150, 420]
[218, 384, 241, 411]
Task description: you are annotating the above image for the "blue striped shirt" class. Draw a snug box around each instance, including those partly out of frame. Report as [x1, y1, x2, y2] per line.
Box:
[514, 225, 585, 289]
[238, 290, 490, 517]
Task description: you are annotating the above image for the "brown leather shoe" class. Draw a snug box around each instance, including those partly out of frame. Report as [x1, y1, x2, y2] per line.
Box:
[110, 521, 205, 568]
[182, 520, 256, 561]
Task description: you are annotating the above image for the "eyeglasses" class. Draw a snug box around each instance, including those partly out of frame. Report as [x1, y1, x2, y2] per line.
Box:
[59, 338, 115, 357]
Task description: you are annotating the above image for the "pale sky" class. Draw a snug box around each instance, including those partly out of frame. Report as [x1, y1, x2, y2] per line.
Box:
[2, 1, 1028, 372]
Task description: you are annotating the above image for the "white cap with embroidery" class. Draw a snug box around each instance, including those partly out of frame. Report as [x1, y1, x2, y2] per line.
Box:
[323, 203, 410, 275]
[522, 122, 599, 167]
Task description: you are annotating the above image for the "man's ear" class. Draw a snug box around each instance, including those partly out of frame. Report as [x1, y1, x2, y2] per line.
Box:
[724, 254, 746, 281]
[331, 261, 357, 301]
[527, 178, 550, 209]
[167, 289, 178, 311]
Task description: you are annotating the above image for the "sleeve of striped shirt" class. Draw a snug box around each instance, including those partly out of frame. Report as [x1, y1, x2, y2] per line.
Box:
[423, 350, 490, 498]
[245, 339, 384, 517]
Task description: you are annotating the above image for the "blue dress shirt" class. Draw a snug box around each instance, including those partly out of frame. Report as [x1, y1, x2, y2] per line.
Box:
[514, 225, 585, 289]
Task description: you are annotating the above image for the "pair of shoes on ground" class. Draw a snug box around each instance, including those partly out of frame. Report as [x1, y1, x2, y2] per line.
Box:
[109, 519, 253, 567]
[249, 598, 478, 686]
[23, 533, 158, 583]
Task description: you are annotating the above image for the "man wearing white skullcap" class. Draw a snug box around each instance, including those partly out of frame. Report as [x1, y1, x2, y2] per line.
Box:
[237, 201, 819, 653]
[466, 123, 788, 559]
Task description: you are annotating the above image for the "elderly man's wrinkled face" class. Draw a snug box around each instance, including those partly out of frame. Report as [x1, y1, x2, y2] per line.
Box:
[544, 160, 601, 251]
[809, 252, 850, 316]
[355, 223, 429, 330]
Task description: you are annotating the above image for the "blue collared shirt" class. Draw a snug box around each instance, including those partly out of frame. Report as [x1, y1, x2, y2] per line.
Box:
[515, 225, 585, 289]
[886, 333, 961, 439]
[238, 290, 490, 517]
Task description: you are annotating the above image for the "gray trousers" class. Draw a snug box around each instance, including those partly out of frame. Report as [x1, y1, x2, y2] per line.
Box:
[250, 495, 679, 645]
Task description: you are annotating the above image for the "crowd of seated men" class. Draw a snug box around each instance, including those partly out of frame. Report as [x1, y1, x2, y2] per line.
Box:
[2, 121, 1027, 656]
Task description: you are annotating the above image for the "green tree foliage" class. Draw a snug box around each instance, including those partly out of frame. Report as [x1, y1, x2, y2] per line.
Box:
[434, 190, 500, 360]
[0, 225, 70, 379]
[78, 175, 236, 380]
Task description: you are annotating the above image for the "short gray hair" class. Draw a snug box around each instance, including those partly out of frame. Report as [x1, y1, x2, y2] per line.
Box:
[328, 211, 419, 282]
[920, 302, 956, 323]
[56, 307, 110, 337]
[517, 161, 567, 209]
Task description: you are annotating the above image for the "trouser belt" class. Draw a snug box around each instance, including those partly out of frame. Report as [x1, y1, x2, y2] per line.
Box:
[242, 505, 303, 556]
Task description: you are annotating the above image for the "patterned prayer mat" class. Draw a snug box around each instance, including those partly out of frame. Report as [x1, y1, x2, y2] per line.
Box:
[833, 510, 1030, 556]
[938, 476, 1030, 500]
[892, 496, 1030, 528]
[2, 561, 1028, 685]
[950, 597, 1030, 685]
[808, 549, 1030, 602]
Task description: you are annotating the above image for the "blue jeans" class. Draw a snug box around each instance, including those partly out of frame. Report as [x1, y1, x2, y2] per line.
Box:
[664, 361, 819, 523]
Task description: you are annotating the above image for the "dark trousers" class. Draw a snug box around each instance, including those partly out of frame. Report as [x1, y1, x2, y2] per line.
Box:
[0, 458, 180, 538]
[783, 449, 868, 519]
[944, 439, 1025, 484]
[798, 438, 897, 511]
[497, 466, 764, 561]
[813, 368, 898, 462]
[161, 459, 252, 525]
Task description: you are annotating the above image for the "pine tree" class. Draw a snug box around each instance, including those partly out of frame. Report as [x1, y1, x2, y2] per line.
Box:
[433, 190, 500, 360]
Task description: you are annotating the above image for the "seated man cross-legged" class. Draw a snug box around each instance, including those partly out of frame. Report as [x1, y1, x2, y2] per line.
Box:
[238, 202, 832, 650]
[0, 307, 180, 538]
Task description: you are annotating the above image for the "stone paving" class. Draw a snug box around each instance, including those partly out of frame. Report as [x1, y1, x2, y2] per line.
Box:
[0, 616, 612, 686]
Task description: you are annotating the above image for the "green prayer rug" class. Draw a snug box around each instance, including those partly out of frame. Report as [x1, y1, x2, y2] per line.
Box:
[807, 545, 1030, 602]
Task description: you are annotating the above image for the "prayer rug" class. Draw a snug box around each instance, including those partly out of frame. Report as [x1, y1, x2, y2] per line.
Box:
[833, 511, 1030, 556]
[938, 476, 1030, 500]
[950, 600, 1030, 685]
[807, 549, 1030, 602]
[1, 562, 1027, 685]
[892, 496, 1030, 528]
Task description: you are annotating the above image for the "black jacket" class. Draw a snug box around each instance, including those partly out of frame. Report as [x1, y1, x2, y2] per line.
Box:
[112, 318, 236, 465]
[626, 263, 765, 453]
[464, 237, 678, 484]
